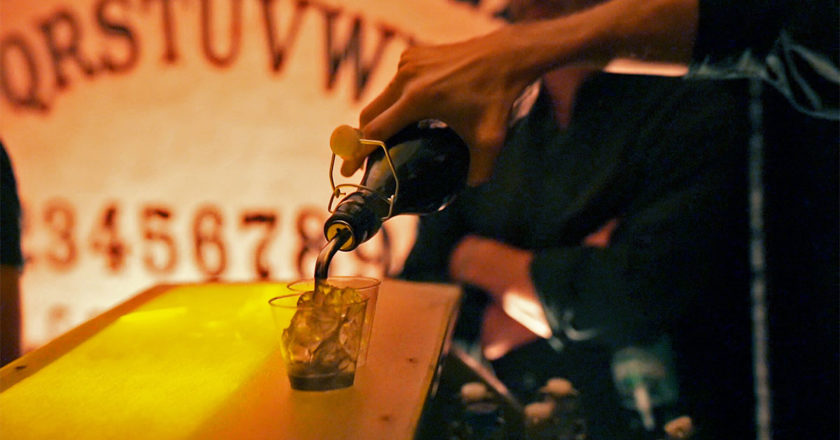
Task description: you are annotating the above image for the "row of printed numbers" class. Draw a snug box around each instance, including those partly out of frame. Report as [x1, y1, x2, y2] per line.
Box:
[21, 199, 391, 279]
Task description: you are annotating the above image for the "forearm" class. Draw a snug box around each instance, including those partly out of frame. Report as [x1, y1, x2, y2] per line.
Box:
[514, 0, 697, 76]
[449, 236, 551, 338]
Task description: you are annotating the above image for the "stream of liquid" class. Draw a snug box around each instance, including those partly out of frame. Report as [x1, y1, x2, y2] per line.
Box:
[313, 228, 352, 291]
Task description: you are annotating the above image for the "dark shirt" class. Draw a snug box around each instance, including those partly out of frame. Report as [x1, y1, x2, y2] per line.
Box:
[1, 140, 23, 268]
[401, 73, 753, 438]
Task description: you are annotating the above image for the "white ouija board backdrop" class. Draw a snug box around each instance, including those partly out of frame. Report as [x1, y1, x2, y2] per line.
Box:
[0, 0, 502, 350]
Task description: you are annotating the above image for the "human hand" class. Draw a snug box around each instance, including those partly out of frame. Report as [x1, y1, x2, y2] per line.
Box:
[448, 235, 532, 296]
[449, 235, 551, 338]
[343, 0, 696, 182]
[481, 301, 541, 360]
[353, 24, 544, 185]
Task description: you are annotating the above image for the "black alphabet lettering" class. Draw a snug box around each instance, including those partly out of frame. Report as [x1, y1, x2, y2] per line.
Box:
[201, 0, 242, 67]
[260, 0, 308, 72]
[96, 0, 140, 73]
[39, 9, 97, 90]
[0, 34, 48, 111]
[143, 0, 179, 63]
[320, 9, 395, 100]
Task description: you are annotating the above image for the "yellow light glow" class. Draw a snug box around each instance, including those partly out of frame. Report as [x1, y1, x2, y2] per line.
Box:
[1, 279, 463, 440]
[0, 283, 287, 439]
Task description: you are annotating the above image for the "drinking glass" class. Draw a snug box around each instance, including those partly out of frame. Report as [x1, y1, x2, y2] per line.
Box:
[287, 276, 380, 366]
[269, 276, 379, 391]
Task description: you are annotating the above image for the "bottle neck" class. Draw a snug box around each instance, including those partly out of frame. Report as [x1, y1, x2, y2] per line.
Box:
[314, 227, 352, 280]
[323, 120, 468, 252]
[324, 191, 387, 252]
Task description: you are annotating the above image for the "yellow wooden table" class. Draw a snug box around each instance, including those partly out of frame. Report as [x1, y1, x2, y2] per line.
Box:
[0, 280, 461, 439]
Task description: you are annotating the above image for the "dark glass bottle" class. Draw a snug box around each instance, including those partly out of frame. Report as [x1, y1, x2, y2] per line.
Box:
[324, 120, 469, 251]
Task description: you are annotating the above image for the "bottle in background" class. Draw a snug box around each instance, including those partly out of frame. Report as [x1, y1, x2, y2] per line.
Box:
[611, 335, 680, 435]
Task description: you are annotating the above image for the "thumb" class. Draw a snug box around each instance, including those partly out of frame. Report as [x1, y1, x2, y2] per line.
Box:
[340, 157, 366, 177]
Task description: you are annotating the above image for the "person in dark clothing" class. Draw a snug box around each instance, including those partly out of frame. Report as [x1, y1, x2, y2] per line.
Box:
[342, 1, 837, 438]
[1, 139, 24, 367]
[401, 64, 752, 437]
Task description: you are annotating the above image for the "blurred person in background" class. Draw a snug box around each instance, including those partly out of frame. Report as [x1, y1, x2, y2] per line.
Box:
[1, 139, 24, 367]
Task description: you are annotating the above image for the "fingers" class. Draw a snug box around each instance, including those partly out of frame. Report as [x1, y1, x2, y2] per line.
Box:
[340, 155, 367, 177]
[336, 75, 415, 177]
[339, 92, 421, 177]
[340, 94, 419, 177]
[360, 47, 431, 142]
[359, 45, 428, 131]
[348, 60, 415, 177]
[359, 77, 402, 131]
[359, 69, 424, 145]
[361, 96, 420, 147]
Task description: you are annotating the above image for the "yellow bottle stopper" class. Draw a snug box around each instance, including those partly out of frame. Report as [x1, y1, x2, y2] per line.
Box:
[330, 125, 363, 158]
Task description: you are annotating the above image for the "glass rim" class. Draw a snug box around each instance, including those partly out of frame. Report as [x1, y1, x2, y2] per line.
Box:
[268, 291, 371, 309]
[286, 276, 382, 291]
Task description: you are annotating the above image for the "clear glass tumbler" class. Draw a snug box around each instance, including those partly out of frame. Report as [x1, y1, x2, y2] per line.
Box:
[270, 276, 379, 391]
[287, 276, 380, 366]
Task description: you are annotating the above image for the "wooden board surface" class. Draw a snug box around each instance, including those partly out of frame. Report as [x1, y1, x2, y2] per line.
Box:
[0, 280, 461, 440]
